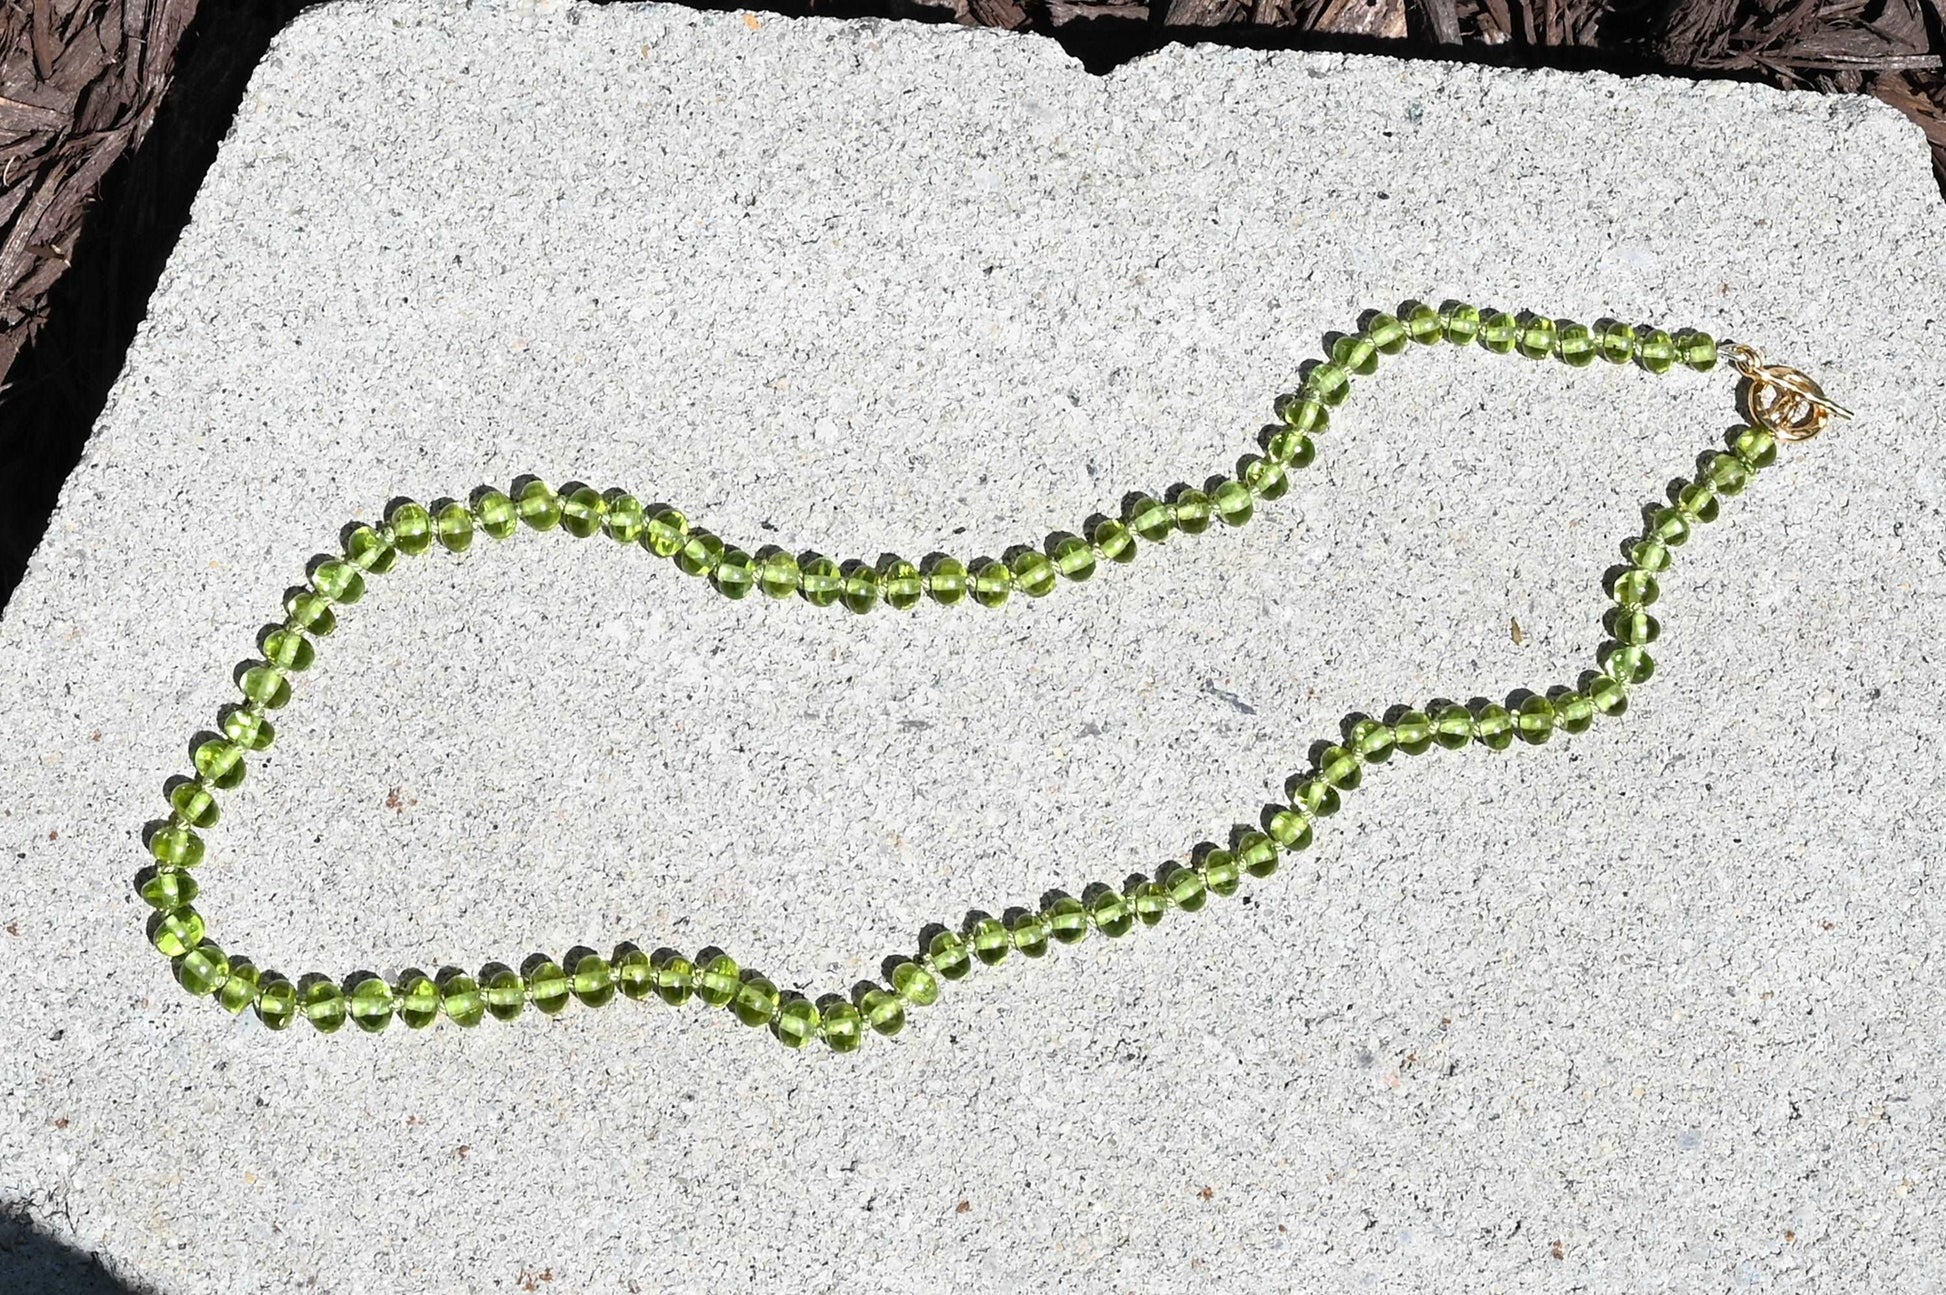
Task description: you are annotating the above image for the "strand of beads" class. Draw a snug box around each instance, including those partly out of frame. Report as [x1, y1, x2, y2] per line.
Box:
[137, 303, 1766, 1050]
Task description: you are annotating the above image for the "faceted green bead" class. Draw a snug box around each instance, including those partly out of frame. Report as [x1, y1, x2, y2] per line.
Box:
[1088, 888, 1134, 937]
[1008, 910, 1051, 957]
[149, 824, 205, 869]
[892, 960, 941, 1006]
[471, 487, 518, 540]
[1331, 332, 1378, 377]
[712, 546, 756, 600]
[1610, 608, 1660, 644]
[262, 628, 314, 672]
[732, 975, 780, 1027]
[1130, 881, 1170, 927]
[1276, 393, 1329, 435]
[1432, 703, 1474, 749]
[515, 481, 563, 531]
[1401, 301, 1444, 345]
[1677, 482, 1719, 524]
[525, 959, 571, 1015]
[1090, 520, 1136, 565]
[139, 867, 197, 909]
[1009, 549, 1057, 598]
[482, 966, 527, 1021]
[1267, 806, 1313, 851]
[1613, 569, 1660, 609]
[255, 975, 297, 1030]
[1350, 718, 1395, 764]
[1704, 452, 1750, 496]
[1676, 329, 1718, 371]
[310, 559, 365, 604]
[1635, 328, 1677, 374]
[388, 500, 436, 554]
[1555, 322, 1596, 367]
[300, 978, 347, 1034]
[612, 948, 653, 1001]
[346, 974, 396, 1033]
[1515, 315, 1557, 360]
[1648, 506, 1693, 547]
[1629, 538, 1671, 573]
[284, 590, 337, 636]
[569, 952, 616, 1008]
[1212, 479, 1254, 528]
[192, 737, 245, 790]
[1171, 490, 1213, 535]
[970, 558, 1012, 608]
[1236, 830, 1279, 879]
[174, 941, 230, 997]
[240, 665, 290, 710]
[1439, 301, 1481, 346]
[1595, 320, 1637, 364]
[1473, 702, 1515, 750]
[1514, 695, 1556, 745]
[222, 707, 274, 752]
[1477, 311, 1518, 354]
[1319, 744, 1363, 791]
[1302, 361, 1352, 408]
[1732, 426, 1777, 471]
[1589, 673, 1630, 717]
[1044, 896, 1089, 946]
[642, 506, 688, 557]
[1368, 312, 1409, 355]
[1606, 644, 1656, 686]
[396, 970, 439, 1028]
[1202, 849, 1241, 898]
[1164, 863, 1207, 913]
[216, 960, 259, 1014]
[772, 997, 819, 1048]
[821, 1000, 864, 1052]
[860, 988, 906, 1036]
[881, 557, 924, 609]
[839, 563, 880, 613]
[1127, 494, 1176, 544]
[798, 554, 843, 606]
[926, 930, 972, 981]
[1290, 775, 1340, 819]
[560, 486, 606, 539]
[676, 530, 725, 577]
[1393, 709, 1434, 755]
[1554, 690, 1595, 734]
[1241, 457, 1289, 501]
[968, 917, 1012, 966]
[437, 973, 486, 1027]
[602, 492, 646, 544]
[1267, 427, 1315, 468]
[344, 524, 397, 574]
[653, 953, 696, 1007]
[922, 554, 971, 603]
[756, 550, 801, 600]
[1049, 534, 1097, 582]
[695, 953, 740, 1008]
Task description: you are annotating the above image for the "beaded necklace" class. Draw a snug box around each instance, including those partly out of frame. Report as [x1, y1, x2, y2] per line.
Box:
[135, 301, 1849, 1049]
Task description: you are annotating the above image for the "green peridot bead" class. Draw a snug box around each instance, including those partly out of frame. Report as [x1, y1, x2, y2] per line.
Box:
[344, 524, 397, 574]
[1319, 744, 1362, 791]
[881, 557, 924, 609]
[1606, 643, 1656, 687]
[1009, 549, 1057, 598]
[396, 970, 439, 1028]
[345, 974, 396, 1033]
[192, 737, 246, 790]
[569, 951, 616, 1008]
[525, 959, 571, 1015]
[1432, 703, 1475, 749]
[798, 554, 842, 606]
[1553, 690, 1595, 734]
[926, 930, 972, 980]
[262, 628, 314, 672]
[1704, 452, 1750, 496]
[1088, 889, 1134, 937]
[1267, 806, 1313, 851]
[756, 550, 801, 600]
[601, 492, 646, 544]
[173, 941, 230, 997]
[1212, 479, 1254, 527]
[1595, 321, 1637, 364]
[642, 506, 688, 557]
[1514, 695, 1556, 745]
[560, 486, 606, 539]
[892, 960, 941, 1006]
[732, 975, 780, 1027]
[1609, 608, 1660, 644]
[1473, 702, 1515, 750]
[840, 563, 880, 613]
[222, 706, 274, 752]
[470, 487, 518, 540]
[1439, 301, 1481, 346]
[388, 500, 435, 554]
[1350, 718, 1395, 763]
[772, 997, 819, 1048]
[1049, 534, 1097, 582]
[860, 987, 905, 1036]
[1009, 910, 1051, 957]
[1201, 849, 1241, 898]
[1090, 520, 1135, 565]
[1241, 457, 1289, 501]
[255, 975, 298, 1030]
[240, 664, 290, 710]
[1477, 311, 1518, 354]
[1401, 301, 1444, 345]
[1648, 506, 1692, 547]
[1613, 569, 1660, 608]
[712, 547, 757, 601]
[1635, 328, 1677, 374]
[310, 559, 365, 605]
[433, 500, 474, 553]
[139, 867, 197, 910]
[695, 953, 740, 1008]
[1127, 494, 1175, 544]
[482, 966, 526, 1022]
[1331, 332, 1378, 377]
[515, 481, 563, 531]
[923, 555, 969, 603]
[676, 530, 724, 578]
[1393, 709, 1434, 755]
[149, 824, 205, 868]
[1368, 312, 1408, 354]
[441, 972, 486, 1027]
[1302, 361, 1351, 408]
[1130, 881, 1170, 927]
[216, 960, 259, 1014]
[1515, 315, 1557, 360]
[1732, 426, 1777, 471]
[1676, 329, 1718, 372]
[1555, 322, 1597, 367]
[1236, 830, 1279, 879]
[1044, 896, 1088, 946]
[1267, 427, 1315, 468]
[1589, 673, 1630, 716]
[820, 1000, 863, 1052]
[300, 978, 347, 1033]
[1677, 482, 1719, 524]
[1164, 863, 1207, 913]
[970, 558, 1012, 608]
[612, 948, 653, 1001]
[284, 590, 337, 636]
[653, 952, 696, 1007]
[967, 917, 1011, 966]
[1276, 393, 1329, 435]
[1629, 538, 1671, 573]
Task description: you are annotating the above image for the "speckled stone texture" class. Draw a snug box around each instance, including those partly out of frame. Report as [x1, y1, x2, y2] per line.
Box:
[2, 1, 1942, 1290]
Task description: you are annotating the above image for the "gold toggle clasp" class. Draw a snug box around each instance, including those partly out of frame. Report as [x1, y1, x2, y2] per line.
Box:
[1720, 342, 1851, 443]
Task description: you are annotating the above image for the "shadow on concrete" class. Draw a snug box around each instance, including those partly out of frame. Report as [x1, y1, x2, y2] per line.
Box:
[0, 1199, 152, 1294]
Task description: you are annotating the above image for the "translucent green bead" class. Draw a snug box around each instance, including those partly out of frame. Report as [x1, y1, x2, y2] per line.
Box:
[345, 974, 396, 1033]
[387, 500, 435, 554]
[772, 997, 819, 1048]
[1477, 311, 1517, 354]
[1319, 745, 1363, 791]
[1290, 775, 1340, 818]
[192, 737, 246, 790]
[1267, 427, 1315, 468]
[1049, 534, 1097, 581]
[471, 487, 518, 540]
[310, 559, 365, 604]
[216, 960, 259, 1014]
[1276, 393, 1329, 435]
[1350, 718, 1395, 764]
[860, 987, 906, 1036]
[284, 589, 337, 636]
[892, 960, 941, 1006]
[1241, 457, 1289, 501]
[431, 500, 474, 553]
[1629, 538, 1671, 573]
[611, 947, 653, 1001]
[1635, 328, 1677, 374]
[222, 706, 274, 752]
[602, 492, 646, 544]
[240, 664, 290, 710]
[525, 959, 571, 1015]
[1515, 315, 1557, 360]
[968, 917, 1012, 966]
[1302, 361, 1351, 408]
[732, 975, 779, 1027]
[1127, 494, 1175, 544]
[1130, 881, 1171, 927]
[1472, 702, 1515, 750]
[515, 481, 563, 531]
[754, 550, 800, 600]
[1432, 703, 1474, 749]
[1554, 690, 1595, 734]
[798, 554, 843, 606]
[821, 1000, 864, 1052]
[1008, 910, 1051, 957]
[1401, 301, 1444, 345]
[174, 941, 230, 997]
[1367, 312, 1409, 355]
[1595, 320, 1637, 364]
[569, 951, 616, 1008]
[1609, 608, 1660, 644]
[262, 628, 314, 672]
[1704, 452, 1750, 496]
[149, 824, 205, 869]
[1439, 301, 1481, 346]
[652, 952, 696, 1007]
[926, 930, 972, 980]
[839, 563, 880, 613]
[695, 953, 740, 1008]
[1331, 332, 1378, 377]
[1267, 806, 1313, 851]
[1677, 482, 1719, 524]
[1393, 709, 1434, 755]
[1236, 830, 1279, 879]
[1212, 479, 1254, 528]
[559, 486, 606, 539]
[1201, 849, 1241, 898]
[300, 978, 347, 1034]
[1090, 520, 1136, 565]
[1514, 695, 1556, 745]
[922, 555, 970, 603]
[1554, 321, 1596, 367]
[344, 524, 397, 574]
[1676, 329, 1718, 372]
[1589, 673, 1630, 717]
[1732, 426, 1777, 471]
[1606, 644, 1656, 686]
[1088, 889, 1134, 937]
[1648, 506, 1692, 548]
[676, 530, 724, 577]
[396, 970, 440, 1028]
[440, 972, 486, 1027]
[712, 547, 757, 601]
[642, 505, 688, 557]
[482, 966, 526, 1021]
[254, 975, 297, 1030]
[881, 557, 924, 609]
[1009, 549, 1057, 598]
[1164, 863, 1208, 913]
[970, 558, 1012, 608]
[1613, 569, 1660, 608]
[139, 867, 197, 909]
[1044, 896, 1089, 946]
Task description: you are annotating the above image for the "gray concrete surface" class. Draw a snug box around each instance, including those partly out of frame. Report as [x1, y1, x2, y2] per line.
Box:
[3, 1, 1943, 1290]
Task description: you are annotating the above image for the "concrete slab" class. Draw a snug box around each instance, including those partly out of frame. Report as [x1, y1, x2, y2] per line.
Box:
[3, 1, 1942, 1290]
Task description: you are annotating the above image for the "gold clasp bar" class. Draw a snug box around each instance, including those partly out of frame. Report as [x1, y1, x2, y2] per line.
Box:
[1720, 342, 1851, 442]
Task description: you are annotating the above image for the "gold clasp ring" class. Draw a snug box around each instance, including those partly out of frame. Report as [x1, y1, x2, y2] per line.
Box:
[1721, 342, 1851, 443]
